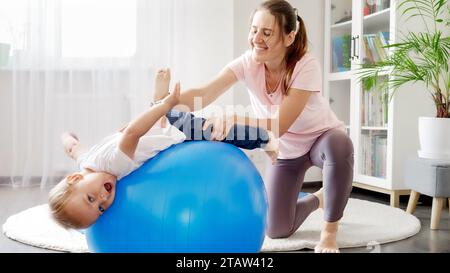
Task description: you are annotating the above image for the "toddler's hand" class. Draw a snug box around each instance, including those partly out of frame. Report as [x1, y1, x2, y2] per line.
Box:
[162, 82, 180, 108]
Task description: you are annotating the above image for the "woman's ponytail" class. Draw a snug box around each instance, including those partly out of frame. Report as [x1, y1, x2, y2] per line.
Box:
[283, 9, 308, 94]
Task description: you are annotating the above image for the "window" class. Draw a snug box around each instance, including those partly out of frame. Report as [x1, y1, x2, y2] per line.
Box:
[0, 0, 28, 50]
[61, 0, 136, 58]
[0, 0, 137, 59]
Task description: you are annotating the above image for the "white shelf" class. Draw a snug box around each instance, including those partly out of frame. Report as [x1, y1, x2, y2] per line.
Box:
[324, 0, 420, 207]
[356, 174, 387, 187]
[331, 19, 352, 32]
[363, 8, 390, 25]
[363, 8, 391, 33]
[328, 71, 352, 81]
[331, 9, 390, 32]
[361, 126, 388, 131]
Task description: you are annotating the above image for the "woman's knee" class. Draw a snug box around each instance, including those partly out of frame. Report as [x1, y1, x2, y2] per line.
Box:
[266, 225, 294, 239]
[322, 131, 354, 162]
[265, 212, 296, 239]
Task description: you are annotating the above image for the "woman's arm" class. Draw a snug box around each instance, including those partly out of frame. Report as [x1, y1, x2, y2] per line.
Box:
[175, 68, 238, 111]
[119, 83, 180, 159]
[205, 88, 312, 140]
[273, 88, 312, 137]
[240, 89, 312, 137]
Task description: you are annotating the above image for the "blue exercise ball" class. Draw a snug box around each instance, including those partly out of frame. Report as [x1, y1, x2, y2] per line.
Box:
[86, 141, 268, 253]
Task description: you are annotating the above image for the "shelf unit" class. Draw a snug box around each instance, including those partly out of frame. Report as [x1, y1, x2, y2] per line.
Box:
[323, 0, 425, 207]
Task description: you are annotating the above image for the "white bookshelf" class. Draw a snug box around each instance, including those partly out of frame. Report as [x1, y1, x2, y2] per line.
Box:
[324, 0, 425, 207]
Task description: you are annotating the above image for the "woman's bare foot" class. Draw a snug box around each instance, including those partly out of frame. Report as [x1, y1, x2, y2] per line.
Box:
[61, 132, 79, 160]
[312, 187, 324, 209]
[315, 221, 340, 253]
[312, 188, 339, 252]
[154, 68, 171, 102]
[264, 131, 279, 163]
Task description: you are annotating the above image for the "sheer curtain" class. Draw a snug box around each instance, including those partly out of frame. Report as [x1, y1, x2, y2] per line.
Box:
[0, 0, 234, 188]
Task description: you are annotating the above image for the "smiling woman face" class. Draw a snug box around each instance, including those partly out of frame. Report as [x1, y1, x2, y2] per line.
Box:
[64, 172, 117, 228]
[248, 10, 291, 65]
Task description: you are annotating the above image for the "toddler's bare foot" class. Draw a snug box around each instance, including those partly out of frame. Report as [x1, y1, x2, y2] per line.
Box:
[315, 221, 340, 253]
[154, 68, 171, 102]
[264, 131, 278, 164]
[312, 187, 324, 209]
[61, 132, 79, 159]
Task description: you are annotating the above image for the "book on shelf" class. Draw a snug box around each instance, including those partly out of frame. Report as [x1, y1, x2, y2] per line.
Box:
[364, 0, 391, 16]
[362, 32, 390, 64]
[360, 131, 387, 178]
[361, 87, 388, 127]
[332, 35, 351, 72]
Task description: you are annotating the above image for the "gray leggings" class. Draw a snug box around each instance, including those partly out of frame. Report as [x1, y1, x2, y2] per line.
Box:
[264, 128, 354, 239]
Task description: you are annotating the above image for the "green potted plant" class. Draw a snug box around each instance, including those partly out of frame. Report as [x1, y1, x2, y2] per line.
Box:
[358, 0, 450, 159]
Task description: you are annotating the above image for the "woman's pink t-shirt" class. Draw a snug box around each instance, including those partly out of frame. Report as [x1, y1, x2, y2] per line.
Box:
[227, 50, 345, 159]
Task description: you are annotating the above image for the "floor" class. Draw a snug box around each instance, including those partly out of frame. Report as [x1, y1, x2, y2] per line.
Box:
[0, 184, 449, 253]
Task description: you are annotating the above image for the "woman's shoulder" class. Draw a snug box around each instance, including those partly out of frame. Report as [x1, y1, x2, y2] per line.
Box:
[289, 53, 322, 89]
[228, 50, 262, 76]
[297, 53, 320, 67]
[237, 49, 255, 65]
[292, 53, 321, 74]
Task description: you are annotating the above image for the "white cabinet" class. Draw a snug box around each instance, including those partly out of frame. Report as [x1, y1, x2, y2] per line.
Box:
[323, 0, 425, 206]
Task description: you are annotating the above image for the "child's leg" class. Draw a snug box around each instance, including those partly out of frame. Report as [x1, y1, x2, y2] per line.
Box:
[154, 68, 170, 102]
[154, 69, 171, 128]
[222, 124, 270, 149]
[166, 109, 275, 153]
[224, 125, 278, 162]
[166, 109, 211, 141]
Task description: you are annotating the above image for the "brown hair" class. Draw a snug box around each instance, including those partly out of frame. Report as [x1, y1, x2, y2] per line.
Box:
[48, 175, 84, 229]
[252, 0, 308, 94]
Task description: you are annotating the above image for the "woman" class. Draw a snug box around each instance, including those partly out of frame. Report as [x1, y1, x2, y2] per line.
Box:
[169, 0, 354, 253]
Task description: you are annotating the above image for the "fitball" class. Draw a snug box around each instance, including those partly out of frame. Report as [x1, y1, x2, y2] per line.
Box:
[86, 141, 268, 253]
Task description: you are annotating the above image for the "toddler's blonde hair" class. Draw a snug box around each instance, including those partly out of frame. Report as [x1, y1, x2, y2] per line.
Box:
[48, 174, 84, 229]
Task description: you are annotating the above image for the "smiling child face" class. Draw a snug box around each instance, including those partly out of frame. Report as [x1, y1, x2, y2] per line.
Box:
[64, 172, 117, 228]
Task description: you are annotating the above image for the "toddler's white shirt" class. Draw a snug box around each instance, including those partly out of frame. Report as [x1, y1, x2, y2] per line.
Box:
[77, 125, 186, 180]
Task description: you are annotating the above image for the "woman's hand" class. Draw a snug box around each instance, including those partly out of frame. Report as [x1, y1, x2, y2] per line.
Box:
[202, 115, 236, 141]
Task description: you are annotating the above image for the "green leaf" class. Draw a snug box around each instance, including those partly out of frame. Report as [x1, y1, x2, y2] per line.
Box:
[354, 0, 450, 115]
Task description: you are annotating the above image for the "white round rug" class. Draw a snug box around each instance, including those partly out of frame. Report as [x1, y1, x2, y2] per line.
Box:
[2, 198, 420, 252]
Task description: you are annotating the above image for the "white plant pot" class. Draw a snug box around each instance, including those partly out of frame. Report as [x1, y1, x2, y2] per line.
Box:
[418, 117, 450, 159]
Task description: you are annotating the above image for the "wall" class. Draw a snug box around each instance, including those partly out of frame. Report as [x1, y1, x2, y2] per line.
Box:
[171, 0, 235, 114]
